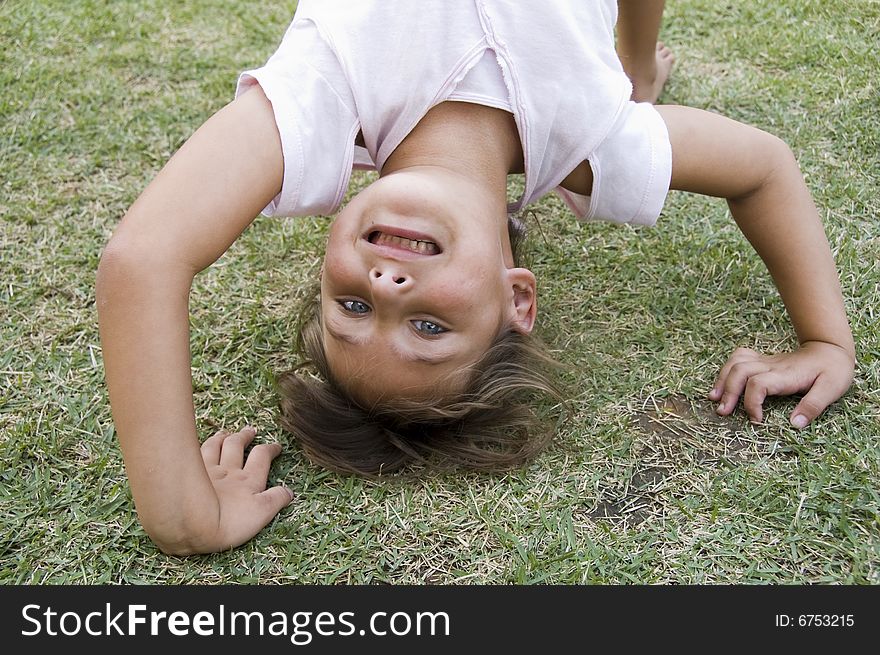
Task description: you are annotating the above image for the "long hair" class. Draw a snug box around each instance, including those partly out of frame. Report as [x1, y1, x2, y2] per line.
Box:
[277, 216, 567, 476]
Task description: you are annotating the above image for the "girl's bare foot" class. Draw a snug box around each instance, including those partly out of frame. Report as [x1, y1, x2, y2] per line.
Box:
[629, 42, 675, 103]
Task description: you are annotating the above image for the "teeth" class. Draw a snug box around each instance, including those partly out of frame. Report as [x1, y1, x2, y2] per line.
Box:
[374, 232, 439, 254]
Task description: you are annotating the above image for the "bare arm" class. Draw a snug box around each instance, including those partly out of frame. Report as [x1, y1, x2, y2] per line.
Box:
[97, 87, 291, 554]
[655, 105, 854, 426]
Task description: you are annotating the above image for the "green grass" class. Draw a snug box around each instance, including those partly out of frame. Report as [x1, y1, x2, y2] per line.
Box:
[1, 0, 878, 584]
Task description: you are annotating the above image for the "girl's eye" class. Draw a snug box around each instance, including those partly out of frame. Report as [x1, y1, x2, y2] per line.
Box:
[340, 300, 371, 314]
[412, 320, 448, 335]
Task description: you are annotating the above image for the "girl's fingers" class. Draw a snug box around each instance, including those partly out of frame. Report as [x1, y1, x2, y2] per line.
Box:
[242, 442, 284, 484]
[790, 375, 838, 429]
[716, 359, 769, 416]
[709, 347, 760, 401]
[256, 486, 296, 517]
[218, 426, 257, 468]
[200, 429, 230, 465]
[741, 370, 802, 423]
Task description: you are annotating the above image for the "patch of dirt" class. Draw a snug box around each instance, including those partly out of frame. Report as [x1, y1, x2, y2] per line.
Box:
[636, 394, 755, 462]
[586, 394, 762, 527]
[586, 498, 652, 526]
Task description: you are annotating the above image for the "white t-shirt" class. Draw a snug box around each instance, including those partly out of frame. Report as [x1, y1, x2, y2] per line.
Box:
[236, 0, 672, 226]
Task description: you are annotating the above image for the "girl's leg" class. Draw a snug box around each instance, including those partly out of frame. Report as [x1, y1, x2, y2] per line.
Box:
[616, 0, 675, 103]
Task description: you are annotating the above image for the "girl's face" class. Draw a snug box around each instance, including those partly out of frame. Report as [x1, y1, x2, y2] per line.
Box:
[320, 168, 536, 404]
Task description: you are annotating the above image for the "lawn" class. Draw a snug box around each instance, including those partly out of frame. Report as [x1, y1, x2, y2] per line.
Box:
[1, 0, 878, 584]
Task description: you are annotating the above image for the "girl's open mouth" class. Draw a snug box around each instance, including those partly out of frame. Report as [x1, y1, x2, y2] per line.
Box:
[366, 229, 441, 255]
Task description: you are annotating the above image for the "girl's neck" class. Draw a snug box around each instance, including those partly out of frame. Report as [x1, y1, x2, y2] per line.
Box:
[381, 101, 523, 198]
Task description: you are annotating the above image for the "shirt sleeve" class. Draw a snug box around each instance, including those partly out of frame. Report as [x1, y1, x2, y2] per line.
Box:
[555, 101, 672, 226]
[235, 18, 359, 218]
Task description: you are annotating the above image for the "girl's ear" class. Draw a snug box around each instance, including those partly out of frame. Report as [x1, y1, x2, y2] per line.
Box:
[507, 267, 537, 334]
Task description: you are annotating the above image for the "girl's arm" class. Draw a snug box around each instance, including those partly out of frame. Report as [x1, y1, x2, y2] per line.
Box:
[97, 87, 292, 554]
[654, 105, 855, 427]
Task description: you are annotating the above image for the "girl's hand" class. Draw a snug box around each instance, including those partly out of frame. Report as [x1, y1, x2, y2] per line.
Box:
[709, 342, 855, 428]
[198, 426, 293, 551]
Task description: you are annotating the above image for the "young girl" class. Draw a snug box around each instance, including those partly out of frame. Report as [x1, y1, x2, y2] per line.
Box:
[96, 0, 855, 555]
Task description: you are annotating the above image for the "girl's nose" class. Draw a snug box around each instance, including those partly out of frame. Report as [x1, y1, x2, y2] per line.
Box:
[369, 266, 412, 293]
